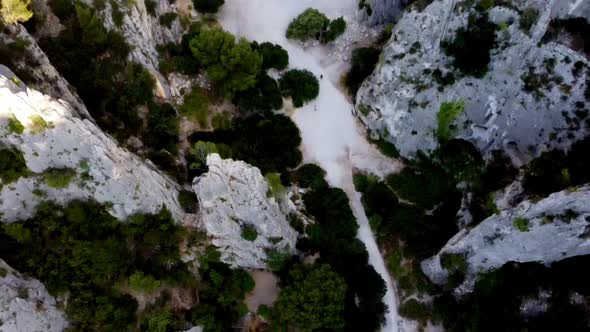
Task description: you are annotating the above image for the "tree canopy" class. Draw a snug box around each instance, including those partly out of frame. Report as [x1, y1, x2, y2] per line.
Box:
[190, 27, 262, 98]
[270, 264, 347, 331]
[279, 69, 319, 107]
[286, 8, 329, 41]
[192, 0, 224, 13]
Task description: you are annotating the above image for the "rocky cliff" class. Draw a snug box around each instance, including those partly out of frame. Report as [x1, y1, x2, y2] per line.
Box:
[357, 0, 590, 163]
[193, 154, 298, 269]
[422, 185, 590, 292]
[0, 65, 184, 222]
[0, 259, 67, 332]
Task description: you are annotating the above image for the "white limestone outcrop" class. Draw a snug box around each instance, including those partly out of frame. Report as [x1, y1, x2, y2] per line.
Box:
[193, 154, 298, 269]
[0, 259, 67, 332]
[422, 185, 590, 291]
[0, 65, 184, 223]
[356, 0, 590, 162]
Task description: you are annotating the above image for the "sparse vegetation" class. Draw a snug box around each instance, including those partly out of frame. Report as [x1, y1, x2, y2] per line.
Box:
[179, 86, 211, 127]
[159, 12, 177, 28]
[43, 168, 76, 188]
[0, 148, 28, 184]
[7, 115, 24, 134]
[519, 7, 539, 34]
[513, 217, 530, 232]
[28, 115, 48, 134]
[436, 100, 465, 142]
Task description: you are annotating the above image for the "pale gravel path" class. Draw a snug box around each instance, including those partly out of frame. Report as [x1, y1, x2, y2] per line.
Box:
[218, 1, 401, 330]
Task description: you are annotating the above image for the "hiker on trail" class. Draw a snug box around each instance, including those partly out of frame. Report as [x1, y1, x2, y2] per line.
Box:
[320, 74, 323, 79]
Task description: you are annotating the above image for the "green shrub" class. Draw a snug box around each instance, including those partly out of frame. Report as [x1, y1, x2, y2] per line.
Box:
[519, 7, 539, 34]
[0, 148, 28, 184]
[436, 100, 464, 142]
[7, 115, 24, 134]
[440, 252, 467, 273]
[286, 8, 329, 41]
[28, 115, 49, 134]
[43, 168, 76, 188]
[3, 223, 32, 243]
[233, 73, 283, 112]
[513, 217, 530, 232]
[265, 248, 290, 272]
[178, 190, 198, 213]
[145, 102, 180, 154]
[159, 12, 177, 28]
[265, 172, 285, 198]
[251, 41, 289, 70]
[145, 0, 156, 16]
[128, 271, 161, 292]
[179, 87, 211, 127]
[192, 0, 224, 13]
[345, 47, 380, 96]
[321, 17, 346, 43]
[241, 225, 258, 241]
[110, 0, 124, 27]
[442, 13, 497, 77]
[399, 299, 431, 323]
[294, 163, 327, 190]
[0, 267, 7, 277]
[279, 69, 319, 107]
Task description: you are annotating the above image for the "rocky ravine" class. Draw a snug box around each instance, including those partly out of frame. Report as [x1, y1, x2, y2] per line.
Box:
[193, 154, 298, 269]
[357, 0, 590, 163]
[0, 259, 67, 332]
[422, 185, 590, 293]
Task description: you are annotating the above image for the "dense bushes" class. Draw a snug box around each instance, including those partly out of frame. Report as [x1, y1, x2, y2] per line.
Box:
[189, 27, 262, 98]
[39, 3, 154, 139]
[269, 264, 347, 331]
[188, 113, 302, 175]
[0, 148, 28, 184]
[297, 181, 388, 331]
[145, 102, 180, 154]
[233, 73, 283, 112]
[279, 69, 320, 107]
[442, 13, 497, 77]
[286, 8, 346, 43]
[345, 47, 380, 96]
[251, 41, 289, 70]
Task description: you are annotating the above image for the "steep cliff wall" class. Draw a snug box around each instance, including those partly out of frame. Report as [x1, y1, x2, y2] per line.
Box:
[356, 0, 590, 163]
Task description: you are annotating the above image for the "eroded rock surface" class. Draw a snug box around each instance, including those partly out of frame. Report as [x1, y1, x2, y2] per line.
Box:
[0, 259, 67, 332]
[193, 154, 298, 269]
[357, 0, 590, 162]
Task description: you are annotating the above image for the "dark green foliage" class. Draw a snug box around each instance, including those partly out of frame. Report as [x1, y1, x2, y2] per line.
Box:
[434, 256, 590, 331]
[279, 69, 319, 107]
[398, 299, 431, 324]
[145, 0, 156, 16]
[39, 4, 155, 139]
[301, 185, 388, 331]
[544, 18, 590, 56]
[189, 27, 262, 98]
[442, 13, 497, 77]
[523, 149, 570, 197]
[178, 190, 198, 213]
[251, 41, 289, 70]
[145, 102, 180, 154]
[519, 7, 539, 34]
[159, 12, 177, 28]
[43, 168, 76, 188]
[387, 154, 457, 209]
[48, 0, 74, 21]
[188, 113, 302, 174]
[0, 200, 188, 330]
[513, 217, 529, 232]
[345, 47, 380, 96]
[109, 0, 123, 27]
[292, 163, 327, 190]
[0, 148, 28, 184]
[241, 225, 258, 241]
[189, 262, 254, 331]
[157, 24, 201, 75]
[233, 73, 283, 112]
[269, 264, 347, 331]
[321, 17, 346, 43]
[286, 8, 329, 41]
[192, 0, 224, 14]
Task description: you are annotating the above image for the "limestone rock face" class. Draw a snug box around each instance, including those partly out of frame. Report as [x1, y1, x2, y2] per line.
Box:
[356, 0, 590, 162]
[0, 259, 67, 332]
[0, 66, 184, 223]
[422, 186, 590, 288]
[362, 0, 407, 25]
[193, 154, 298, 269]
[76, 0, 188, 98]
